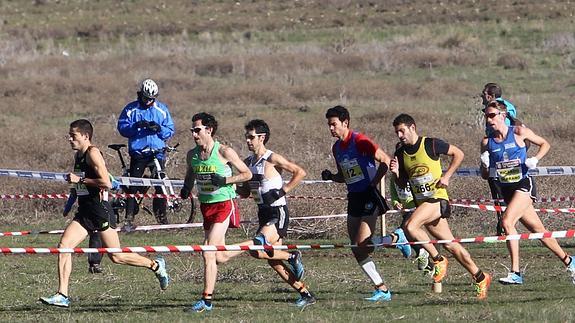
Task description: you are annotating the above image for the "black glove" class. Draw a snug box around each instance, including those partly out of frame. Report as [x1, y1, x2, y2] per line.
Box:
[135, 120, 150, 129]
[180, 185, 191, 199]
[147, 121, 161, 133]
[321, 169, 333, 181]
[369, 186, 389, 215]
[262, 188, 286, 205]
[211, 173, 227, 187]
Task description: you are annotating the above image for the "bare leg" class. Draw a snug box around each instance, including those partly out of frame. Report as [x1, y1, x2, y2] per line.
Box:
[99, 228, 156, 268]
[202, 217, 230, 296]
[404, 202, 442, 258]
[58, 221, 89, 296]
[348, 215, 388, 291]
[425, 217, 480, 275]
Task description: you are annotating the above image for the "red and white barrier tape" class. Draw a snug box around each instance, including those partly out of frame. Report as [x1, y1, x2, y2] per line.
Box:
[1, 229, 573, 254]
[453, 203, 575, 214]
[0, 213, 385, 237]
[3, 193, 575, 206]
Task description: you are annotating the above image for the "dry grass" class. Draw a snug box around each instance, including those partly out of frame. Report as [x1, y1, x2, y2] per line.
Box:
[0, 0, 574, 226]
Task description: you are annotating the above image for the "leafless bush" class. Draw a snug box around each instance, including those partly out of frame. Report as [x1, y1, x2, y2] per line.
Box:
[194, 58, 234, 77]
[541, 32, 575, 53]
[497, 53, 529, 70]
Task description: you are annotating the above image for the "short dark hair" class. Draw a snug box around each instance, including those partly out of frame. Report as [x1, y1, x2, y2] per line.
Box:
[192, 112, 218, 136]
[245, 119, 270, 144]
[392, 114, 416, 128]
[483, 83, 502, 98]
[325, 105, 350, 123]
[70, 119, 93, 140]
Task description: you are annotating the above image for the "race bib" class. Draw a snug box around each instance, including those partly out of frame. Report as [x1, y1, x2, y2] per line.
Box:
[410, 173, 437, 199]
[73, 172, 88, 196]
[248, 181, 263, 204]
[74, 183, 89, 196]
[340, 158, 365, 184]
[396, 184, 412, 201]
[496, 158, 522, 183]
[196, 174, 218, 194]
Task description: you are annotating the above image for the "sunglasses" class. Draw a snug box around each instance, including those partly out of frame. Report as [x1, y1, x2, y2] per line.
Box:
[190, 126, 207, 133]
[484, 112, 501, 119]
[245, 133, 265, 140]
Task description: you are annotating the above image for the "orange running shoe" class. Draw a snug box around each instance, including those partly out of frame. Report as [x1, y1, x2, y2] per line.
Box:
[474, 273, 492, 300]
[433, 257, 448, 283]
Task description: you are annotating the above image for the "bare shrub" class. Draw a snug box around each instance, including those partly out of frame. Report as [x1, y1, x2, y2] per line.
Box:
[194, 58, 234, 77]
[497, 53, 528, 70]
[541, 32, 575, 53]
[328, 54, 367, 72]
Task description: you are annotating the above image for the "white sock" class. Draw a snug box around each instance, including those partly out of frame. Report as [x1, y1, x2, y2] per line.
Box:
[359, 258, 383, 286]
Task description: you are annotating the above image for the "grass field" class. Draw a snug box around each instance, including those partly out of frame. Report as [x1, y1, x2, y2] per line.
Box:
[2, 229, 575, 322]
[1, 0, 575, 321]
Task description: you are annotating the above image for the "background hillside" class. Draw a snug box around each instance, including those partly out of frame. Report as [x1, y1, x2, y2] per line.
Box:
[1, 1, 575, 322]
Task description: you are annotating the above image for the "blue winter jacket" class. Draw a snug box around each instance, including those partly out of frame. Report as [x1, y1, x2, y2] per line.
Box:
[117, 100, 175, 160]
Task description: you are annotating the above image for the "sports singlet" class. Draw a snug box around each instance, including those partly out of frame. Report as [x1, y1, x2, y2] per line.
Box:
[333, 132, 377, 193]
[401, 137, 449, 203]
[246, 150, 286, 207]
[73, 147, 102, 200]
[487, 126, 528, 184]
[189, 141, 236, 203]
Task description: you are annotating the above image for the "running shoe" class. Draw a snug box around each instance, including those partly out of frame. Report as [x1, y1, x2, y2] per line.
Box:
[416, 248, 430, 271]
[364, 289, 392, 302]
[186, 299, 213, 313]
[433, 257, 448, 283]
[474, 273, 492, 300]
[39, 293, 70, 308]
[288, 251, 305, 281]
[88, 264, 103, 274]
[423, 262, 435, 277]
[154, 256, 170, 290]
[394, 228, 412, 258]
[567, 256, 575, 285]
[498, 272, 523, 285]
[294, 294, 317, 308]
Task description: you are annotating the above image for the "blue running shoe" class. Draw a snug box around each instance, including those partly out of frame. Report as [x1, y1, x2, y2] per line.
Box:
[498, 272, 523, 285]
[364, 289, 392, 302]
[294, 294, 316, 308]
[186, 299, 213, 313]
[394, 228, 412, 258]
[39, 293, 70, 308]
[288, 251, 305, 281]
[567, 256, 575, 285]
[154, 256, 170, 290]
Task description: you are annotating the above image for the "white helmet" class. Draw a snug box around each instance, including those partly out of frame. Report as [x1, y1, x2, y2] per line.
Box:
[140, 79, 159, 99]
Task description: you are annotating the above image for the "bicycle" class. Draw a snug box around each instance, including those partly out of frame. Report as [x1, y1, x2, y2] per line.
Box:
[107, 143, 182, 229]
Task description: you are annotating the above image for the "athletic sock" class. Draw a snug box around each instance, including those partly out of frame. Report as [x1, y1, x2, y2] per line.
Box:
[359, 257, 384, 286]
[563, 254, 572, 266]
[297, 285, 312, 298]
[513, 271, 521, 276]
[202, 293, 213, 306]
[375, 283, 389, 293]
[58, 292, 69, 299]
[432, 254, 444, 262]
[150, 260, 159, 272]
[473, 270, 485, 283]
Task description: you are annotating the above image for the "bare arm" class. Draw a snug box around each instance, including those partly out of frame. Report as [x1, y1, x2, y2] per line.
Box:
[516, 126, 550, 161]
[480, 138, 489, 180]
[220, 145, 252, 184]
[371, 147, 391, 186]
[268, 153, 306, 193]
[437, 144, 464, 188]
[183, 150, 197, 190]
[68, 147, 111, 189]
